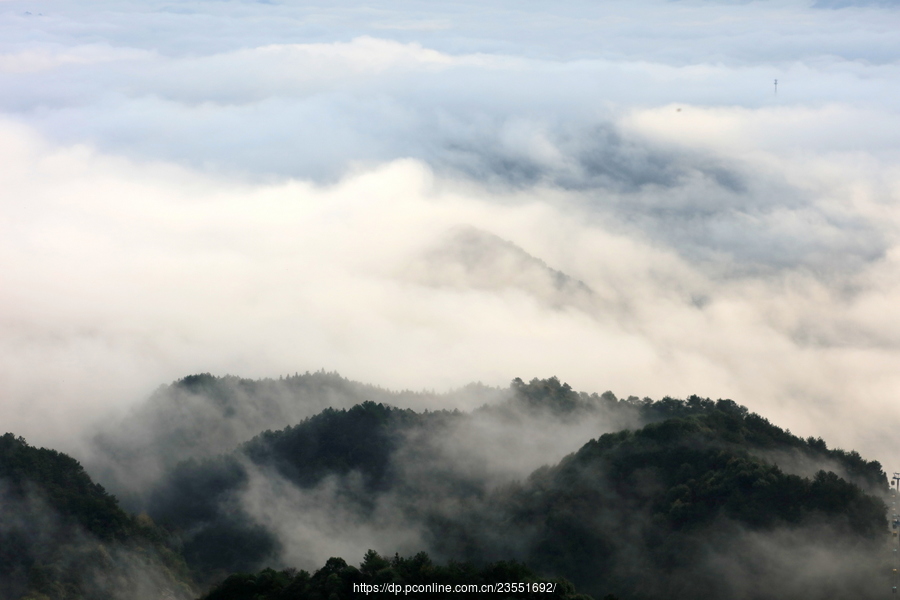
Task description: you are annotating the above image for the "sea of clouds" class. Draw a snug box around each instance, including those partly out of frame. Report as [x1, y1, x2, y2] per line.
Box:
[2, 0, 900, 469]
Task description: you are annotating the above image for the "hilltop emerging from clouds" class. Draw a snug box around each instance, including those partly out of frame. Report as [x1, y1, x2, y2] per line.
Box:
[1, 374, 894, 599]
[3, 0, 900, 556]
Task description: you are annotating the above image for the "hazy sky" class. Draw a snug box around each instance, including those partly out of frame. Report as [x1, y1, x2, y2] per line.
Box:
[3, 0, 900, 468]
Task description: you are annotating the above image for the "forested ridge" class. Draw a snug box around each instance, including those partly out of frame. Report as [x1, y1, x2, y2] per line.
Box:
[0, 375, 892, 599]
[432, 408, 887, 597]
[199, 551, 592, 600]
[0, 433, 195, 600]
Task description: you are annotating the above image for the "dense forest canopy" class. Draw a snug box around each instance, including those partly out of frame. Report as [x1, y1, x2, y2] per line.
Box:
[1, 375, 894, 599]
[0, 433, 195, 600]
[199, 551, 592, 600]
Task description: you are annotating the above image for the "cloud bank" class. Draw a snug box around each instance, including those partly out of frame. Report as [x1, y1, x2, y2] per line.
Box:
[2, 0, 900, 473]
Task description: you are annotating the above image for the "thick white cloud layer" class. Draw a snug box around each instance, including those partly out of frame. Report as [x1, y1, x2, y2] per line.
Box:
[2, 0, 900, 470]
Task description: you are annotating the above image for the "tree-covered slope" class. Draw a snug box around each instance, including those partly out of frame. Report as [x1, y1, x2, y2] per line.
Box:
[4, 374, 890, 599]
[88, 372, 504, 504]
[146, 401, 461, 582]
[199, 551, 592, 600]
[430, 406, 888, 599]
[502, 378, 886, 494]
[126, 377, 891, 599]
[0, 433, 196, 600]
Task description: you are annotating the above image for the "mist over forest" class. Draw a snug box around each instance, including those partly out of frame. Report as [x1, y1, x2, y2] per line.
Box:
[2, 373, 897, 599]
[3, 0, 900, 597]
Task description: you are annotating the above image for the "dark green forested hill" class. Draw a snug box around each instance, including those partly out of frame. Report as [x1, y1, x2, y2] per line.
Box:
[241, 402, 461, 490]
[127, 377, 892, 599]
[146, 401, 464, 581]
[89, 371, 505, 506]
[429, 406, 889, 599]
[0, 433, 196, 600]
[3, 376, 891, 600]
[198, 551, 593, 600]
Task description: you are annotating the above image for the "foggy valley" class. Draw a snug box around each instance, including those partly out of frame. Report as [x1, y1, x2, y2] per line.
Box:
[3, 0, 900, 597]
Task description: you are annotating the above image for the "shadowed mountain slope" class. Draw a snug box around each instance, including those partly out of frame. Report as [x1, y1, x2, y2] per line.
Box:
[119, 376, 889, 599]
[0, 433, 196, 600]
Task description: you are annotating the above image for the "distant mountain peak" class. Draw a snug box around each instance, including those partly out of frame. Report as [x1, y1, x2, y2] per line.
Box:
[405, 225, 596, 311]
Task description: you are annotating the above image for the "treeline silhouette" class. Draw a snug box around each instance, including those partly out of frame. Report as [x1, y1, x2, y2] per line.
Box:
[0, 376, 891, 599]
[0, 433, 194, 600]
[200, 551, 593, 600]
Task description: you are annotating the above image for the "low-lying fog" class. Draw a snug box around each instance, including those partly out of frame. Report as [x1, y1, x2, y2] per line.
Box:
[2, 0, 900, 477]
